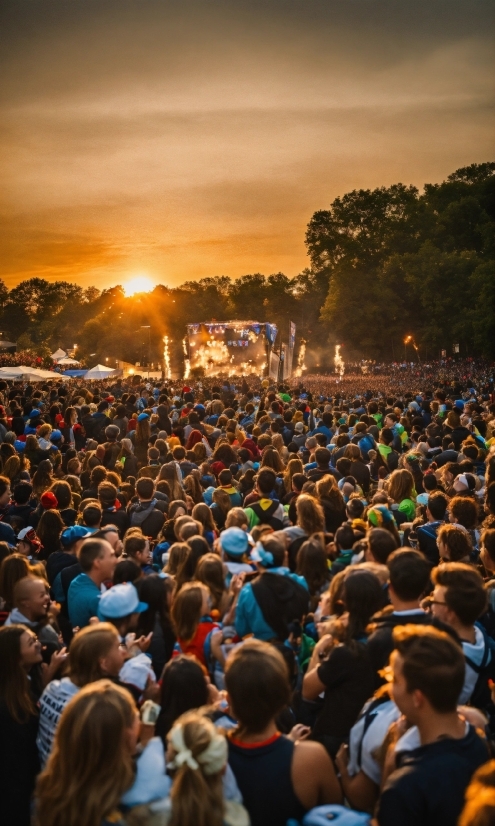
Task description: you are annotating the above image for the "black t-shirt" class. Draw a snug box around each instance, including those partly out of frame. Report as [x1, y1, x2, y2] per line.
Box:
[377, 725, 488, 826]
[314, 641, 375, 741]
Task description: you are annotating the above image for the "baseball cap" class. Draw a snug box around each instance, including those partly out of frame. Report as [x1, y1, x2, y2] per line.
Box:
[18, 526, 37, 542]
[220, 527, 249, 558]
[61, 525, 91, 548]
[137, 413, 149, 422]
[97, 583, 148, 620]
[50, 430, 62, 442]
[294, 422, 304, 433]
[40, 491, 58, 509]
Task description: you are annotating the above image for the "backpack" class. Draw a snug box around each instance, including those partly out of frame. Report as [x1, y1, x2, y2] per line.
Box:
[464, 623, 495, 711]
[249, 500, 284, 530]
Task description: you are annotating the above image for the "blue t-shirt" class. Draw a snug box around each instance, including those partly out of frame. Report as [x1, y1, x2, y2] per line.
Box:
[67, 573, 102, 628]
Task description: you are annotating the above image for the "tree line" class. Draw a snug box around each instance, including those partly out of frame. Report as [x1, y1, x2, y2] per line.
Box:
[1, 161, 493, 371]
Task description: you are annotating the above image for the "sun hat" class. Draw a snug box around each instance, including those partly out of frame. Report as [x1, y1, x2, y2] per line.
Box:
[97, 582, 148, 620]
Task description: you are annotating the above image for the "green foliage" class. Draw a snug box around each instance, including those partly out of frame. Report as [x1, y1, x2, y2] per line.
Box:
[310, 162, 495, 358]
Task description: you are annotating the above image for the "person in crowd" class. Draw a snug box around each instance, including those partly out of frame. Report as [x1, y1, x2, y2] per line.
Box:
[226, 639, 342, 826]
[376, 625, 489, 826]
[128, 477, 166, 538]
[67, 537, 118, 628]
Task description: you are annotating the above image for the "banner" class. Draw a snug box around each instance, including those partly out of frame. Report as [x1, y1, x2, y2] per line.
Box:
[281, 343, 290, 380]
[269, 351, 280, 382]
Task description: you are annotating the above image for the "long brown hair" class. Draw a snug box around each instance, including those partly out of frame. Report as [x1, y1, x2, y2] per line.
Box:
[158, 464, 186, 502]
[32, 459, 54, 497]
[168, 712, 226, 826]
[35, 681, 135, 826]
[212, 488, 232, 516]
[0, 553, 31, 612]
[195, 554, 226, 611]
[296, 494, 325, 535]
[191, 502, 217, 534]
[387, 468, 415, 504]
[283, 457, 303, 494]
[0, 625, 37, 723]
[315, 474, 345, 509]
[171, 582, 209, 642]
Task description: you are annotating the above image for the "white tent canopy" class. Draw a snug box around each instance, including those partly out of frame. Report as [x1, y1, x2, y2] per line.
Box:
[56, 357, 80, 365]
[51, 348, 67, 360]
[0, 366, 67, 382]
[84, 364, 119, 380]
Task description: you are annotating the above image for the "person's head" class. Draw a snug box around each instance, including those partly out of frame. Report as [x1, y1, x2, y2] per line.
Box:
[35, 681, 137, 826]
[68, 623, 125, 685]
[431, 562, 487, 628]
[436, 523, 473, 562]
[96, 581, 148, 635]
[12, 482, 32, 505]
[82, 503, 102, 529]
[112, 558, 142, 585]
[296, 536, 329, 596]
[387, 469, 415, 504]
[136, 477, 155, 502]
[0, 474, 11, 508]
[123, 533, 151, 567]
[171, 581, 211, 641]
[166, 710, 228, 826]
[0, 553, 30, 612]
[366, 527, 399, 564]
[219, 526, 249, 561]
[224, 507, 248, 530]
[225, 639, 290, 735]
[166, 541, 191, 575]
[191, 502, 216, 534]
[448, 496, 478, 530]
[426, 491, 448, 522]
[12, 576, 49, 622]
[388, 549, 431, 604]
[49, 480, 72, 511]
[295, 494, 325, 535]
[0, 624, 42, 722]
[60, 524, 91, 555]
[195, 554, 226, 610]
[334, 523, 355, 552]
[342, 570, 384, 639]
[97, 481, 118, 511]
[314, 447, 331, 469]
[158, 656, 210, 738]
[78, 538, 117, 582]
[391, 625, 465, 722]
[459, 761, 495, 826]
[480, 529, 495, 574]
[250, 534, 286, 570]
[255, 468, 277, 497]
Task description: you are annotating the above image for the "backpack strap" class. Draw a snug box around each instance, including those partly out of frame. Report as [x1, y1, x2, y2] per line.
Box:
[356, 694, 390, 767]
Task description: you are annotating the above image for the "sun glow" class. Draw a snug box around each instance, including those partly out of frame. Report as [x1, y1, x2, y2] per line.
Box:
[124, 275, 154, 296]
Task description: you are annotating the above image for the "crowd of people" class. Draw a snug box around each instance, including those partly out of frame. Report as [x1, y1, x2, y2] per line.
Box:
[0, 366, 495, 826]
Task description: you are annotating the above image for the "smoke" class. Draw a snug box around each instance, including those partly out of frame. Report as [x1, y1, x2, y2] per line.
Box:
[163, 335, 171, 379]
[334, 344, 345, 379]
[182, 338, 191, 380]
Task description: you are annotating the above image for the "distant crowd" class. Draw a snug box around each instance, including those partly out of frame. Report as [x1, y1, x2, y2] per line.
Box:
[0, 365, 495, 826]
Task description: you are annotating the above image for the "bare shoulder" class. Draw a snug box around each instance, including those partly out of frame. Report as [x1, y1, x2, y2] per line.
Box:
[293, 739, 332, 767]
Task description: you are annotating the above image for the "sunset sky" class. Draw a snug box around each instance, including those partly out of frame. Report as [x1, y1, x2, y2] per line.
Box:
[1, 0, 494, 291]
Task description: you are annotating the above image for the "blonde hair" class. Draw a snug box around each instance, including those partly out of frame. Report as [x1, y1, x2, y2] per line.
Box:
[282, 457, 303, 494]
[167, 711, 226, 826]
[35, 680, 135, 826]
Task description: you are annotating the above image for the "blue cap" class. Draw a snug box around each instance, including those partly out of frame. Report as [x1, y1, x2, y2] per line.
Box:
[97, 583, 148, 620]
[14, 440, 26, 451]
[50, 430, 62, 441]
[30, 409, 41, 417]
[454, 400, 464, 409]
[61, 525, 91, 547]
[220, 527, 249, 558]
[137, 412, 149, 421]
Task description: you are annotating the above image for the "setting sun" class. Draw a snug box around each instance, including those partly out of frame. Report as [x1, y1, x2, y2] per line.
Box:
[124, 275, 155, 296]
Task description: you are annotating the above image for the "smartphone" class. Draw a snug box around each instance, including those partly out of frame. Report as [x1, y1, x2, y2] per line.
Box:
[140, 700, 161, 725]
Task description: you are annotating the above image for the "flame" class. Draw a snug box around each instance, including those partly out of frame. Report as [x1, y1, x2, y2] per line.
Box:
[182, 338, 191, 380]
[294, 341, 307, 377]
[163, 335, 171, 380]
[334, 344, 345, 379]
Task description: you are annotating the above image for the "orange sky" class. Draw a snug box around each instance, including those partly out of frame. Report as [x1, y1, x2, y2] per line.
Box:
[1, 0, 494, 290]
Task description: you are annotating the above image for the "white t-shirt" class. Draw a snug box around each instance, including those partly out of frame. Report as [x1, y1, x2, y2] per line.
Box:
[348, 699, 401, 785]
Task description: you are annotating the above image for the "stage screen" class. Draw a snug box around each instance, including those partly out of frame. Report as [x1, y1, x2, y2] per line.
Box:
[186, 321, 277, 375]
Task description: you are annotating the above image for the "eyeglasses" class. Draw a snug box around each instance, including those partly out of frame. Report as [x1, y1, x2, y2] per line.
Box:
[430, 599, 448, 606]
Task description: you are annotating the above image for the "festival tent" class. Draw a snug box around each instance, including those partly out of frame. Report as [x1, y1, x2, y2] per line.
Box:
[56, 357, 81, 365]
[84, 364, 119, 379]
[0, 366, 53, 381]
[33, 368, 72, 380]
[51, 348, 67, 360]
